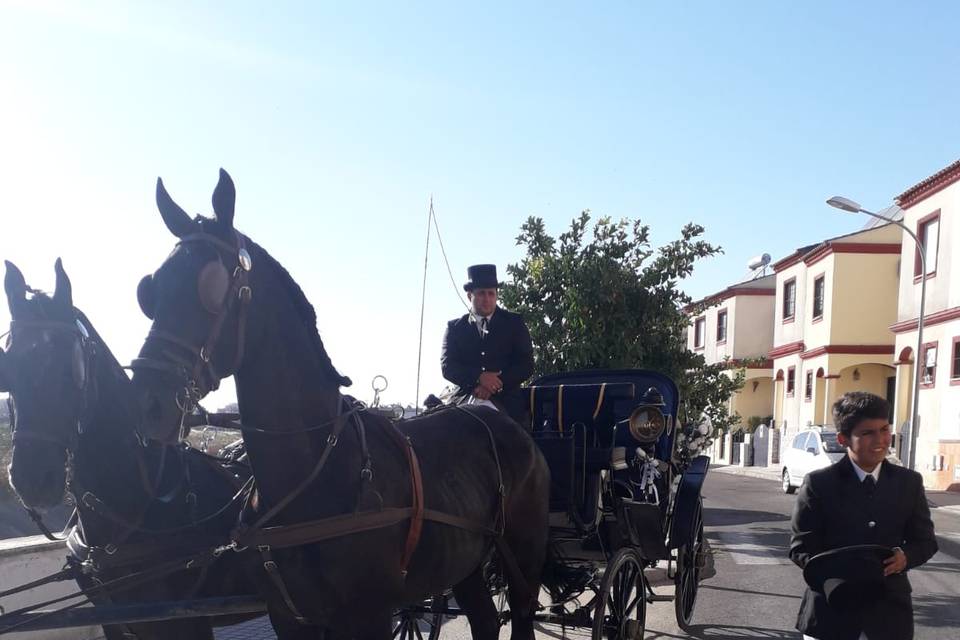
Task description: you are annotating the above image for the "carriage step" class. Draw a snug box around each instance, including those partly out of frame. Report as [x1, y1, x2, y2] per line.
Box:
[646, 594, 673, 602]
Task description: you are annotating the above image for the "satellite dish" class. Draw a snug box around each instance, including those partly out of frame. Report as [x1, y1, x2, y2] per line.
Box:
[747, 253, 772, 271]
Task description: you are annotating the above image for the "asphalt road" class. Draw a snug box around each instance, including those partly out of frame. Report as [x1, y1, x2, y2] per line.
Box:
[217, 471, 960, 640]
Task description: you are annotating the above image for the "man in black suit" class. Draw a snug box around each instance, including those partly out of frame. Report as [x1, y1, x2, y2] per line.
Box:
[790, 391, 938, 640]
[441, 264, 534, 425]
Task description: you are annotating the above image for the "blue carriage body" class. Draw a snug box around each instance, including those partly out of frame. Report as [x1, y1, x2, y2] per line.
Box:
[527, 368, 707, 556]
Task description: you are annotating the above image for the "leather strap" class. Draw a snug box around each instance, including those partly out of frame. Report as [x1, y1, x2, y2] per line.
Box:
[259, 545, 309, 625]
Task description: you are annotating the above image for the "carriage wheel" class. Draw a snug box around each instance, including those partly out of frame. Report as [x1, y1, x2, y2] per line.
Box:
[674, 497, 704, 630]
[392, 595, 445, 640]
[591, 547, 646, 640]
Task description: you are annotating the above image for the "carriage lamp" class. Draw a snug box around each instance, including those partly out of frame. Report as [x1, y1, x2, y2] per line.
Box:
[628, 405, 666, 442]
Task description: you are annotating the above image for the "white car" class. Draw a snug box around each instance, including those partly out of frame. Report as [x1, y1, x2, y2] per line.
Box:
[781, 428, 846, 494]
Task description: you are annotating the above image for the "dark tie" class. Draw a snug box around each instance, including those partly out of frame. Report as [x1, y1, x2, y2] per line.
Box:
[480, 318, 488, 339]
[863, 475, 876, 495]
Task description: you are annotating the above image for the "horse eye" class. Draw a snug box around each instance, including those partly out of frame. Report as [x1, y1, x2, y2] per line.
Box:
[137, 274, 156, 320]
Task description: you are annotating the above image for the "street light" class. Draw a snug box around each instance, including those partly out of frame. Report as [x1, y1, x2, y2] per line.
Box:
[826, 196, 926, 471]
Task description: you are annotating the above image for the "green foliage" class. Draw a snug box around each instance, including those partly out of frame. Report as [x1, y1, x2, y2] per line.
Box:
[501, 212, 743, 437]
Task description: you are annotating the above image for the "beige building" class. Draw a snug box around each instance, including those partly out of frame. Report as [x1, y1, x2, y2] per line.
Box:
[769, 225, 902, 452]
[687, 274, 776, 431]
[890, 159, 960, 491]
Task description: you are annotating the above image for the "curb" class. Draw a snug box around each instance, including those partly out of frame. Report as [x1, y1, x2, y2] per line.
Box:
[709, 464, 782, 483]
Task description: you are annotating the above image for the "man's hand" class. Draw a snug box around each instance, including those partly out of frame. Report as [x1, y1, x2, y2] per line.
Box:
[883, 548, 908, 576]
[473, 385, 492, 400]
[478, 371, 503, 395]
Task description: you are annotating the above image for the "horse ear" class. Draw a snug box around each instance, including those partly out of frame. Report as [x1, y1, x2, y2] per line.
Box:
[156, 177, 195, 238]
[53, 258, 73, 308]
[4, 260, 27, 316]
[211, 168, 236, 230]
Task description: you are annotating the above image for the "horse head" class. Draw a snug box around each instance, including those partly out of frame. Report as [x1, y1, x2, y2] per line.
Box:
[132, 169, 254, 442]
[3, 259, 91, 508]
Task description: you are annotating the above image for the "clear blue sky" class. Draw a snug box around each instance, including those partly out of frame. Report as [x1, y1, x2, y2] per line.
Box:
[2, 1, 959, 409]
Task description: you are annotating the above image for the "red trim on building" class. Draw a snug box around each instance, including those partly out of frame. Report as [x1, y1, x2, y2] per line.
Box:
[726, 358, 774, 369]
[770, 341, 805, 358]
[799, 345, 896, 360]
[686, 286, 775, 312]
[920, 341, 938, 389]
[914, 210, 940, 281]
[803, 242, 902, 267]
[951, 336, 960, 386]
[896, 159, 960, 209]
[891, 306, 960, 334]
[773, 251, 806, 273]
[822, 374, 840, 379]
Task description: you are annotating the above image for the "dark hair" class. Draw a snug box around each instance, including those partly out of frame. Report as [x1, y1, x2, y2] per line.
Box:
[832, 392, 889, 438]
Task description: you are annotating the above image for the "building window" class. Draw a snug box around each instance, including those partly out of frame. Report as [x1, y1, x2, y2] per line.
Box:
[786, 367, 796, 396]
[804, 371, 813, 400]
[694, 317, 706, 349]
[812, 275, 825, 320]
[952, 338, 960, 381]
[922, 343, 937, 386]
[783, 279, 796, 321]
[915, 212, 939, 278]
[716, 310, 728, 343]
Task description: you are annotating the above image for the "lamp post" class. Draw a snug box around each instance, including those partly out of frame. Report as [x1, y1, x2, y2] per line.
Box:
[826, 196, 926, 471]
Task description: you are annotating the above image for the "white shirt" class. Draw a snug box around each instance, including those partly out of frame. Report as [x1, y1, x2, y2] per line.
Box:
[850, 457, 882, 484]
[470, 310, 495, 337]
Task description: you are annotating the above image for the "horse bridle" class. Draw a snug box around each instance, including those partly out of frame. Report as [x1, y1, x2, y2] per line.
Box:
[7, 317, 96, 451]
[131, 230, 253, 436]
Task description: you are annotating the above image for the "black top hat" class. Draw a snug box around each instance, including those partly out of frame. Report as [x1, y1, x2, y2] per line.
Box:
[803, 545, 893, 611]
[463, 264, 502, 291]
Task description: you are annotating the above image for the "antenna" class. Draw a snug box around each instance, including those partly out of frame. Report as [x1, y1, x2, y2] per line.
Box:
[746, 253, 771, 279]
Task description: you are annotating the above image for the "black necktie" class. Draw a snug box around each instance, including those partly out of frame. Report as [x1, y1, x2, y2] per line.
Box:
[863, 475, 876, 494]
[480, 318, 488, 339]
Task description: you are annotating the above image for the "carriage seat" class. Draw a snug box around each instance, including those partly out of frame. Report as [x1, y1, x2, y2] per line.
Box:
[528, 382, 635, 451]
[529, 382, 634, 531]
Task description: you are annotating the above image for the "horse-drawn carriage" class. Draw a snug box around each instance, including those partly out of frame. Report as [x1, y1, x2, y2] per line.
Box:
[0, 171, 710, 639]
[394, 368, 709, 640]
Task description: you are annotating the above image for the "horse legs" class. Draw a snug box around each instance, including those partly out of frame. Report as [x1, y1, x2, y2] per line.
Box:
[502, 495, 549, 640]
[452, 566, 500, 640]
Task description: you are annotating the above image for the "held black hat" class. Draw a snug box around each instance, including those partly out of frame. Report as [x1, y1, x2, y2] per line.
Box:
[463, 264, 502, 292]
[803, 545, 893, 611]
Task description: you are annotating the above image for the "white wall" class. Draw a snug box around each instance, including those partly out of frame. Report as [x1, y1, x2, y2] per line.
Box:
[0, 536, 102, 640]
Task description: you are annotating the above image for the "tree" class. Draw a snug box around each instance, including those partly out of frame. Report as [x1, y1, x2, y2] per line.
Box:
[500, 212, 744, 434]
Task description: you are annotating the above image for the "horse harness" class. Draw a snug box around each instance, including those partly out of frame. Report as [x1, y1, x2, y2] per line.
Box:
[228, 401, 512, 625]
[126, 229, 521, 625]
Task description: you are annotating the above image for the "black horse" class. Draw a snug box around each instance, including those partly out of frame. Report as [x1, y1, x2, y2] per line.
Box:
[130, 170, 550, 640]
[0, 260, 264, 640]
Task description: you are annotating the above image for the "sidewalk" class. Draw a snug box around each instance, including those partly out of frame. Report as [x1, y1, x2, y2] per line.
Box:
[710, 463, 960, 515]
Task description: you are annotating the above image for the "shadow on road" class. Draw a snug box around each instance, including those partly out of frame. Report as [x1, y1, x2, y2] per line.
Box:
[704, 508, 789, 527]
[700, 584, 801, 600]
[914, 593, 960, 628]
[647, 623, 801, 638]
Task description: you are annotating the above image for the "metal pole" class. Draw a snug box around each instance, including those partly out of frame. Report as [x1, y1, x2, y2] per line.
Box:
[855, 208, 926, 470]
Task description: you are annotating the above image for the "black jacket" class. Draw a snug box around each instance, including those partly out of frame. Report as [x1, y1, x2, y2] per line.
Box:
[440, 307, 534, 422]
[789, 456, 938, 640]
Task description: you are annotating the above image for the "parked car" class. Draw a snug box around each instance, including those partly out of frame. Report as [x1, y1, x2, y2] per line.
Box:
[781, 426, 900, 494]
[781, 428, 846, 494]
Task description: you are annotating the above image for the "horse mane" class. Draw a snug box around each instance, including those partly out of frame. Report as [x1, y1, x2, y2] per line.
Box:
[243, 236, 352, 388]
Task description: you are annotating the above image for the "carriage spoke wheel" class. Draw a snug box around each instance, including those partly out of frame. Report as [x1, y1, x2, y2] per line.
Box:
[674, 497, 704, 630]
[393, 595, 445, 640]
[591, 547, 646, 640]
